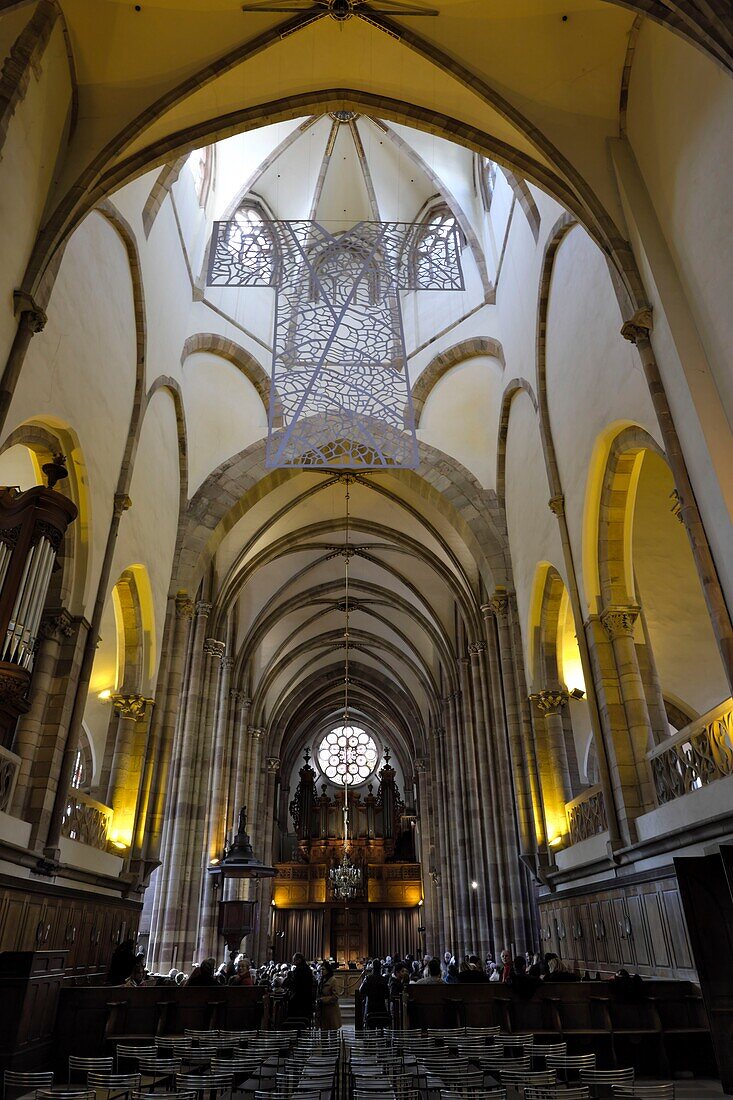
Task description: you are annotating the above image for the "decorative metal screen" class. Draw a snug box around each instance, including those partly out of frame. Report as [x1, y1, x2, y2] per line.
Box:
[207, 218, 464, 469]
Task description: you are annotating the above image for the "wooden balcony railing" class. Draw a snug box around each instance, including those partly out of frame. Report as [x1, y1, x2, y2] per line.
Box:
[648, 697, 733, 806]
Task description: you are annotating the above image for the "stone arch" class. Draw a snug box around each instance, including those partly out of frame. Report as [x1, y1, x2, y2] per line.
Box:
[141, 155, 187, 238]
[495, 376, 538, 519]
[143, 375, 190, 510]
[180, 334, 270, 416]
[412, 337, 506, 427]
[596, 423, 665, 609]
[111, 564, 155, 695]
[500, 168, 541, 242]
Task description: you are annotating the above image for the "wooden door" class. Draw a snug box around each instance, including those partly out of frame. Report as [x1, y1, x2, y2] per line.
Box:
[331, 907, 364, 963]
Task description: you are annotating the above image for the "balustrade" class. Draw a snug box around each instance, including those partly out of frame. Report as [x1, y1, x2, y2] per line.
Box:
[565, 783, 607, 845]
[60, 790, 113, 851]
[648, 697, 733, 805]
[0, 743, 20, 813]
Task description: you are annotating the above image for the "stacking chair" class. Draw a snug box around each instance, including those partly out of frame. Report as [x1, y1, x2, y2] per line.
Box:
[116, 1047, 157, 1072]
[545, 1053, 596, 1084]
[579, 1067, 634, 1098]
[131, 1091, 196, 1100]
[36, 1090, 94, 1100]
[530, 1043, 566, 1069]
[496, 1034, 533, 1057]
[524, 1088, 591, 1100]
[465, 1029, 501, 1040]
[68, 1058, 114, 1085]
[3, 1071, 53, 1100]
[610, 1087, 675, 1100]
[86, 1073, 141, 1100]
[440, 1091, 506, 1100]
[174, 1072, 232, 1099]
[498, 1066, 556, 1089]
[137, 1057, 181, 1091]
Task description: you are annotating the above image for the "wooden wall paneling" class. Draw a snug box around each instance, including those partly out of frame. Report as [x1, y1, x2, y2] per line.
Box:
[591, 901, 609, 964]
[625, 893, 652, 967]
[640, 888, 672, 970]
[1, 895, 26, 951]
[661, 888, 693, 971]
[610, 896, 632, 967]
[19, 897, 46, 952]
[578, 902, 597, 968]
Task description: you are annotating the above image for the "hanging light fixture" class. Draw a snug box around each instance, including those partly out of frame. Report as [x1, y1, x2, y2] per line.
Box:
[330, 476, 363, 901]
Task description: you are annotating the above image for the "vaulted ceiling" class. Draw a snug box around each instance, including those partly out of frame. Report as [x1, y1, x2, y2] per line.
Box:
[17, 0, 732, 305]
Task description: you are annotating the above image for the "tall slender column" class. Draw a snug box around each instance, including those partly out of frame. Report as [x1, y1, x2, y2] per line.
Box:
[44, 492, 132, 860]
[142, 592, 194, 869]
[107, 693, 149, 843]
[530, 689, 573, 841]
[487, 593, 546, 850]
[0, 296, 46, 433]
[443, 691, 471, 952]
[457, 652, 492, 957]
[599, 605, 655, 836]
[11, 608, 73, 816]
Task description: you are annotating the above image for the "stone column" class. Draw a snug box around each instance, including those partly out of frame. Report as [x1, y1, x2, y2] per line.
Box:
[599, 604, 655, 836]
[142, 592, 194, 870]
[442, 690, 471, 953]
[428, 724, 453, 950]
[459, 649, 494, 957]
[486, 593, 546, 849]
[530, 689, 573, 841]
[11, 608, 73, 817]
[107, 693, 149, 843]
[0, 295, 46, 433]
[226, 693, 249, 845]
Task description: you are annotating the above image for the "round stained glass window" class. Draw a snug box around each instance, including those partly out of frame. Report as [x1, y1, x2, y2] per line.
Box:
[317, 726, 380, 786]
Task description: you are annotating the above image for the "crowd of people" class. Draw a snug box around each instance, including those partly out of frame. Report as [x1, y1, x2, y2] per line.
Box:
[107, 939, 643, 1027]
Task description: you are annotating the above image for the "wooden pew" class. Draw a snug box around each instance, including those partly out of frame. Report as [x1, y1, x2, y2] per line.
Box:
[54, 985, 267, 1071]
[405, 980, 714, 1075]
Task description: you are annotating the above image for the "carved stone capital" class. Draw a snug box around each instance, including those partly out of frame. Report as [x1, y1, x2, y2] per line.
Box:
[414, 757, 428, 772]
[468, 639, 487, 655]
[249, 726, 264, 740]
[39, 608, 74, 643]
[531, 689, 568, 715]
[488, 587, 510, 619]
[266, 756, 280, 772]
[203, 637, 226, 660]
[620, 306, 653, 345]
[548, 494, 565, 517]
[229, 688, 243, 702]
[196, 600, 213, 618]
[600, 604, 640, 640]
[175, 592, 195, 620]
[441, 690, 460, 706]
[113, 493, 132, 517]
[111, 692, 149, 721]
[456, 656, 470, 668]
[14, 291, 47, 332]
[221, 656, 235, 671]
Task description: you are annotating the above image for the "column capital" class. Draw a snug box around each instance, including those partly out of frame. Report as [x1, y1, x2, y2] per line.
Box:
[14, 290, 47, 331]
[248, 726, 265, 740]
[113, 493, 132, 517]
[111, 692, 149, 721]
[620, 306, 653, 345]
[175, 591, 195, 619]
[40, 607, 74, 643]
[431, 726, 446, 740]
[266, 756, 280, 772]
[456, 656, 470, 668]
[414, 757, 428, 772]
[530, 688, 568, 715]
[221, 655, 235, 671]
[229, 688, 243, 702]
[600, 604, 640, 640]
[441, 690, 460, 705]
[196, 600, 213, 618]
[548, 494, 565, 517]
[487, 586, 510, 619]
[468, 639, 487, 655]
[203, 637, 226, 660]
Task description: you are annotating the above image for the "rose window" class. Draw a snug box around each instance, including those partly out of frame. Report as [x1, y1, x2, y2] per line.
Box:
[317, 725, 380, 786]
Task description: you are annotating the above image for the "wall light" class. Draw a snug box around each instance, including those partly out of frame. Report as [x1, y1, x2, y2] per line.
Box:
[98, 689, 112, 702]
[569, 687, 585, 700]
[549, 834, 564, 848]
[470, 880, 478, 890]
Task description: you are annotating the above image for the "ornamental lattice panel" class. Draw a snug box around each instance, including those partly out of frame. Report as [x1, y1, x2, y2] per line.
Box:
[207, 218, 464, 469]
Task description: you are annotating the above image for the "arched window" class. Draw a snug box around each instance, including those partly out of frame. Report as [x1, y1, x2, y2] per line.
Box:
[190, 146, 214, 207]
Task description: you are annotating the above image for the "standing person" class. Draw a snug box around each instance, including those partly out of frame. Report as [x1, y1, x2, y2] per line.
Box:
[283, 952, 316, 1022]
[358, 961, 390, 1028]
[317, 961, 342, 1030]
[415, 958, 443, 984]
[499, 948, 512, 983]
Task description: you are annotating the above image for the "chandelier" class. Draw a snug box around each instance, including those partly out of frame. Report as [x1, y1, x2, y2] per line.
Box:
[330, 477, 363, 901]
